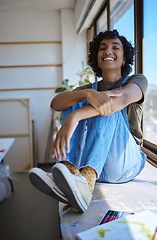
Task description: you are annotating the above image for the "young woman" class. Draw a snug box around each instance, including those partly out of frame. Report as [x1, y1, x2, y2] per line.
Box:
[29, 30, 148, 213]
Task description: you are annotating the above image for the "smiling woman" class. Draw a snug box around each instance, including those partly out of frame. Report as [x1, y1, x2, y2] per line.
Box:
[29, 29, 148, 214]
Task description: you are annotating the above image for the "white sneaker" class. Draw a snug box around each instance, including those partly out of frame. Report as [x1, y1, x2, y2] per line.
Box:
[28, 167, 68, 204]
[52, 163, 92, 212]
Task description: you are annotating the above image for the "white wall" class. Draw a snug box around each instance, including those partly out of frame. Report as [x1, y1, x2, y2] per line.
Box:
[0, 9, 87, 167]
[61, 9, 87, 86]
[0, 11, 61, 167]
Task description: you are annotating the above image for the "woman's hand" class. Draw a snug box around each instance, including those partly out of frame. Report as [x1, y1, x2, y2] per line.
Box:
[86, 89, 122, 116]
[52, 113, 79, 161]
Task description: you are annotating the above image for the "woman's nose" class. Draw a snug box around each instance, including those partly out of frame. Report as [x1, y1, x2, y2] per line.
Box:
[105, 48, 112, 55]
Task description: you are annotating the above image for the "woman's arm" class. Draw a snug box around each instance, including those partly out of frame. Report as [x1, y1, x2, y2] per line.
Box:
[50, 90, 88, 111]
[50, 87, 122, 112]
[111, 82, 143, 112]
[61, 82, 143, 118]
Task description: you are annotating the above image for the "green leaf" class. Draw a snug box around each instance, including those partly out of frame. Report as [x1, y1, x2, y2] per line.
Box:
[84, 79, 91, 84]
[55, 87, 67, 93]
[70, 85, 75, 88]
[79, 80, 84, 86]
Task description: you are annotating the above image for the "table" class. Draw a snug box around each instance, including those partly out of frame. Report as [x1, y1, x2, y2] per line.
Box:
[59, 161, 157, 240]
[0, 138, 15, 162]
[0, 138, 15, 194]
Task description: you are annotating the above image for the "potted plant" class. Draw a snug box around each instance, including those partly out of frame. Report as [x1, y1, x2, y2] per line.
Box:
[55, 63, 94, 93]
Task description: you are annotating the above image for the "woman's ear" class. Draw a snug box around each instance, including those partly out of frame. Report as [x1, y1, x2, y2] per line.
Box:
[122, 60, 125, 67]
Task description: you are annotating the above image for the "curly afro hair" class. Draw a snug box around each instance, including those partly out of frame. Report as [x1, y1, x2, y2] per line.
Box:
[88, 29, 136, 78]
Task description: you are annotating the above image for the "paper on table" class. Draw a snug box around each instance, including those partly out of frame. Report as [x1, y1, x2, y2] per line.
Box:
[0, 138, 15, 162]
[76, 210, 157, 240]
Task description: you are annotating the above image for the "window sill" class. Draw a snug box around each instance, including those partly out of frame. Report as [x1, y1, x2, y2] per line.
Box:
[142, 140, 157, 168]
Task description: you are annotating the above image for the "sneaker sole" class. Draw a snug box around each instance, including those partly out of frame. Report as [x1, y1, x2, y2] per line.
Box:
[29, 168, 68, 204]
[52, 164, 88, 212]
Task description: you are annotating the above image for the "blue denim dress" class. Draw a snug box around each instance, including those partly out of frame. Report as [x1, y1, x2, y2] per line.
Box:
[60, 78, 146, 183]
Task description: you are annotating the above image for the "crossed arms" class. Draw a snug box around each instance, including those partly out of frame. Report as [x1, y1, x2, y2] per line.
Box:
[51, 83, 143, 160]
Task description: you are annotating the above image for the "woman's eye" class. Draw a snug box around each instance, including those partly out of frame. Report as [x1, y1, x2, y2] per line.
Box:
[113, 46, 120, 50]
[99, 47, 106, 51]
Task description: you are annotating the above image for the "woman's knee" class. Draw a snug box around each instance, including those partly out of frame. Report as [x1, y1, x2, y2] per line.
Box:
[97, 161, 144, 183]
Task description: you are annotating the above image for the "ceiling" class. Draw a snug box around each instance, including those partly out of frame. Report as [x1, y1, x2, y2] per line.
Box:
[0, 0, 76, 12]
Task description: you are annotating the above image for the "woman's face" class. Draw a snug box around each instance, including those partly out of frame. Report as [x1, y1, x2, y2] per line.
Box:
[97, 38, 125, 74]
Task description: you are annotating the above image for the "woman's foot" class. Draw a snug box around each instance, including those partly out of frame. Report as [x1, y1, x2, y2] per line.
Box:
[52, 163, 92, 212]
[28, 167, 68, 204]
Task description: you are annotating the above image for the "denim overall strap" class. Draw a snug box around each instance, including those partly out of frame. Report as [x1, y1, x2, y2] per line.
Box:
[120, 76, 130, 128]
[92, 81, 99, 90]
[122, 76, 130, 85]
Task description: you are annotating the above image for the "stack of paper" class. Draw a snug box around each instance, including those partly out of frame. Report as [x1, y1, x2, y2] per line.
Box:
[76, 210, 157, 240]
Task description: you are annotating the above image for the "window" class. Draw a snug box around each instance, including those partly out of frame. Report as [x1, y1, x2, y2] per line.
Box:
[143, 0, 157, 145]
[96, 8, 107, 33]
[88, 0, 157, 165]
[110, 0, 135, 74]
[110, 0, 134, 37]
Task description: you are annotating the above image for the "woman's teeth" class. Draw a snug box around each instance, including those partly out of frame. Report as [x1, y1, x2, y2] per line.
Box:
[103, 57, 114, 61]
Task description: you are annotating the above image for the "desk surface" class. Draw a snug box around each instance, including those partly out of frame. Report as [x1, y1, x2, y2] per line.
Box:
[0, 138, 15, 162]
[59, 162, 157, 240]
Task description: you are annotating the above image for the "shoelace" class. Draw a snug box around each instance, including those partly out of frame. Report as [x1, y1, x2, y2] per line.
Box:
[73, 173, 88, 184]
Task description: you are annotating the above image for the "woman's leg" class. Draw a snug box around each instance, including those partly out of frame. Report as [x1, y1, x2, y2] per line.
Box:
[60, 102, 146, 183]
[53, 102, 146, 212]
[97, 109, 146, 183]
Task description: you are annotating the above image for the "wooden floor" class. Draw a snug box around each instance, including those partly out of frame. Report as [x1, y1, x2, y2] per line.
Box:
[0, 168, 61, 240]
